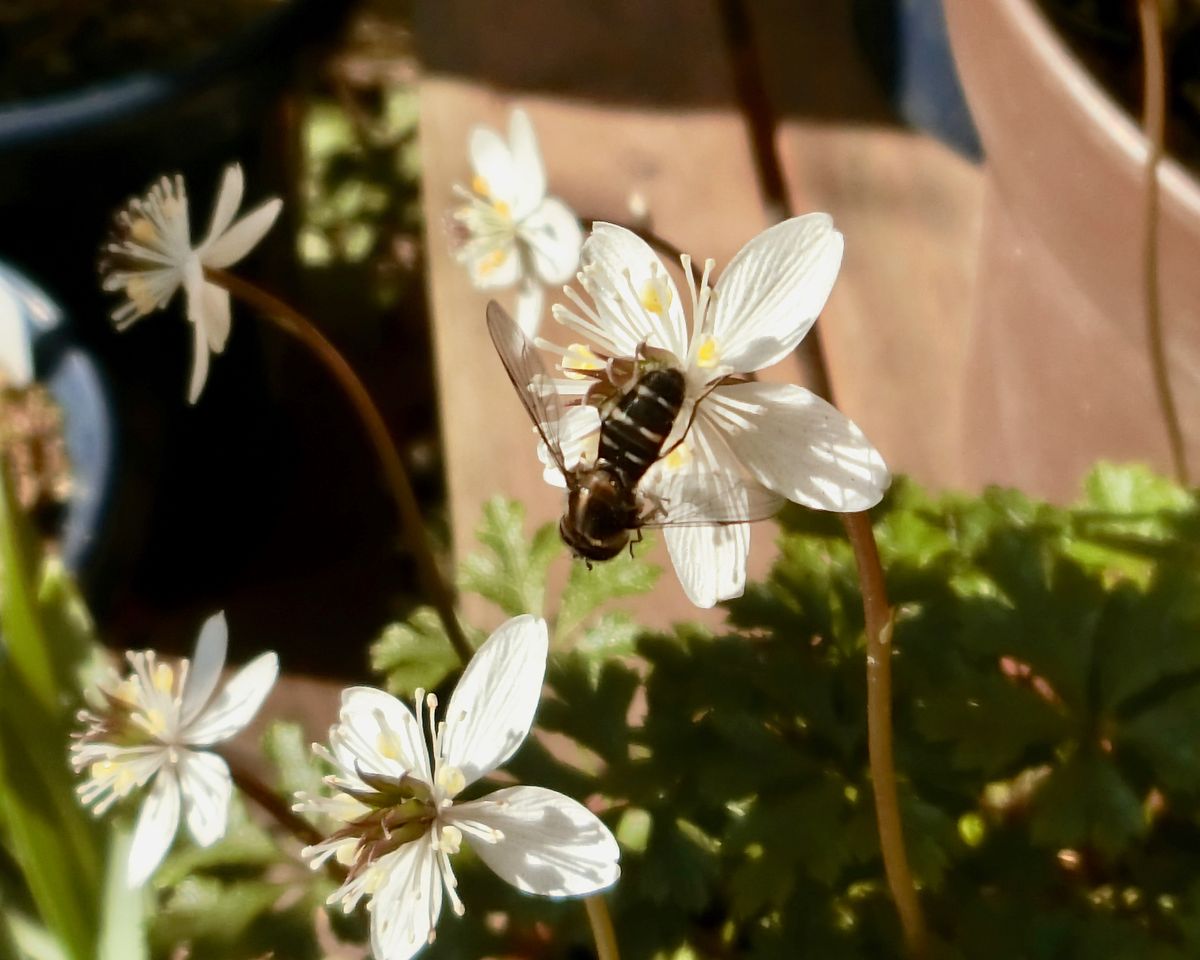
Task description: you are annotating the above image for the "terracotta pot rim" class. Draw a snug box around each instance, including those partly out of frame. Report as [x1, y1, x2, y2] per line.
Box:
[990, 0, 1200, 219]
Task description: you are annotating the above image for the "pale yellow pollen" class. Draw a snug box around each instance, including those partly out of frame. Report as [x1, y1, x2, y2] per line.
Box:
[436, 765, 466, 799]
[376, 729, 405, 762]
[91, 760, 137, 797]
[471, 175, 490, 197]
[335, 841, 358, 867]
[562, 343, 604, 378]
[438, 824, 463, 855]
[492, 199, 512, 219]
[152, 662, 175, 694]
[142, 707, 169, 737]
[125, 276, 157, 312]
[640, 277, 671, 315]
[696, 336, 721, 369]
[663, 443, 693, 472]
[129, 217, 158, 245]
[477, 248, 509, 277]
[112, 677, 141, 706]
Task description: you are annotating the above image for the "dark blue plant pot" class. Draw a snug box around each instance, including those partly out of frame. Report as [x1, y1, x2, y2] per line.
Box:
[0, 263, 116, 597]
[853, 0, 983, 160]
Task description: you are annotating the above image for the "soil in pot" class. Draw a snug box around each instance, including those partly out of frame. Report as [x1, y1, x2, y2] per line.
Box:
[1039, 0, 1200, 172]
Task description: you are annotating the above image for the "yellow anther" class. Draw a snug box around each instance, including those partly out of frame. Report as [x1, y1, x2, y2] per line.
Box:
[436, 765, 466, 798]
[112, 677, 141, 706]
[640, 277, 671, 315]
[492, 199, 511, 219]
[142, 707, 168, 737]
[129, 218, 157, 245]
[696, 336, 721, 369]
[335, 841, 358, 867]
[562, 343, 604, 378]
[376, 730, 404, 762]
[92, 760, 137, 796]
[438, 824, 463, 855]
[471, 175, 491, 197]
[125, 276, 156, 312]
[152, 662, 175, 694]
[477, 248, 508, 277]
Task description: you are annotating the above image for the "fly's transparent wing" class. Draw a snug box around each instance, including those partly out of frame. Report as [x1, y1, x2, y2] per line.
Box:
[486, 300, 568, 473]
[641, 470, 784, 528]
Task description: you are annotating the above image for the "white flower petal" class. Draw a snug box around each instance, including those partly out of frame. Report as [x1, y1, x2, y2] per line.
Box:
[201, 197, 282, 269]
[199, 281, 232, 353]
[507, 108, 547, 220]
[514, 280, 544, 339]
[186, 311, 211, 406]
[664, 519, 750, 608]
[183, 651, 279, 746]
[469, 124, 519, 206]
[127, 771, 181, 886]
[369, 833, 443, 960]
[459, 237, 523, 291]
[179, 750, 232, 847]
[332, 686, 432, 786]
[181, 612, 228, 727]
[202, 164, 245, 250]
[706, 382, 889, 511]
[565, 222, 687, 360]
[520, 198, 582, 285]
[708, 214, 843, 372]
[441, 615, 548, 787]
[450, 785, 620, 897]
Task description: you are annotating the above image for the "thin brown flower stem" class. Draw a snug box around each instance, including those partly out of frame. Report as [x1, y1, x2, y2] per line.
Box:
[206, 267, 472, 666]
[841, 511, 927, 957]
[1137, 0, 1190, 485]
[583, 895, 620, 960]
[226, 757, 323, 848]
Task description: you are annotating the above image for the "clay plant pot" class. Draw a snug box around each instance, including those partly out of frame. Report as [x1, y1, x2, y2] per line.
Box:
[944, 0, 1200, 500]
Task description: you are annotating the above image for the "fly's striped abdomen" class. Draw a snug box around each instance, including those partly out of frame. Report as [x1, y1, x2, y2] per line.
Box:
[597, 368, 686, 486]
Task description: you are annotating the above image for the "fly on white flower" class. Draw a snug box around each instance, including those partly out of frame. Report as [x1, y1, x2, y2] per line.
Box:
[521, 216, 890, 608]
[100, 164, 282, 404]
[70, 612, 279, 886]
[296, 614, 619, 960]
[450, 108, 582, 337]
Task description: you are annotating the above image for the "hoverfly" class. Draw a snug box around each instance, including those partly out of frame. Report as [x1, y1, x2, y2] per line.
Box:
[486, 301, 781, 563]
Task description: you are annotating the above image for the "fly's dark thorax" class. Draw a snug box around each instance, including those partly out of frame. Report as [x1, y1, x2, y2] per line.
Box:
[597, 368, 685, 486]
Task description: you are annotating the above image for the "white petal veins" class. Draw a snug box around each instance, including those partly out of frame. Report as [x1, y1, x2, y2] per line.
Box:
[449, 785, 620, 897]
[327, 686, 433, 787]
[369, 833, 443, 960]
[127, 770, 181, 886]
[183, 651, 279, 746]
[440, 615, 548, 787]
[179, 750, 233, 847]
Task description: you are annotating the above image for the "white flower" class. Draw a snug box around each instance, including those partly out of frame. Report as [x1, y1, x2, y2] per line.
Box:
[70, 612, 279, 886]
[100, 164, 282, 404]
[452, 109, 582, 337]
[297, 615, 619, 960]
[547, 216, 890, 607]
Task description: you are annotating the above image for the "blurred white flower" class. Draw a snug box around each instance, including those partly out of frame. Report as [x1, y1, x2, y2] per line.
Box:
[70, 612, 279, 886]
[100, 164, 282, 403]
[451, 109, 582, 337]
[547, 216, 890, 607]
[297, 615, 619, 960]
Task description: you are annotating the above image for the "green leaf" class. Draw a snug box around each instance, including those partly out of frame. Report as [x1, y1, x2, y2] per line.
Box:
[555, 536, 660, 640]
[458, 498, 561, 618]
[1029, 750, 1145, 859]
[262, 721, 326, 808]
[370, 606, 468, 698]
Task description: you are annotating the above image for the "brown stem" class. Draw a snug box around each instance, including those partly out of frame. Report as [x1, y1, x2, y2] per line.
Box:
[1137, 0, 1190, 485]
[226, 757, 324, 848]
[583, 895, 620, 960]
[841, 511, 927, 957]
[205, 267, 472, 666]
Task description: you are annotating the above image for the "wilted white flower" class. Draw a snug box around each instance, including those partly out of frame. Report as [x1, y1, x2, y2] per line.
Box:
[297, 615, 619, 960]
[451, 109, 582, 337]
[100, 164, 282, 403]
[70, 612, 279, 886]
[544, 216, 890, 607]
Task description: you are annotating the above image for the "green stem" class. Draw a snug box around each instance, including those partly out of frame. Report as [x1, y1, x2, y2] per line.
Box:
[584, 895, 620, 960]
[206, 267, 472, 666]
[1136, 0, 1190, 485]
[841, 511, 927, 957]
[225, 756, 323, 848]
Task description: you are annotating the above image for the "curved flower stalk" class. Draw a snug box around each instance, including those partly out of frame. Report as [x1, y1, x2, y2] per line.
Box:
[100, 164, 282, 403]
[70, 612, 279, 886]
[540, 216, 890, 607]
[451, 108, 583, 337]
[297, 614, 620, 960]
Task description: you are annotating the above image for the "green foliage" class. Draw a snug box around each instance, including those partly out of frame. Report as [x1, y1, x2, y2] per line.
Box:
[369, 465, 1200, 960]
